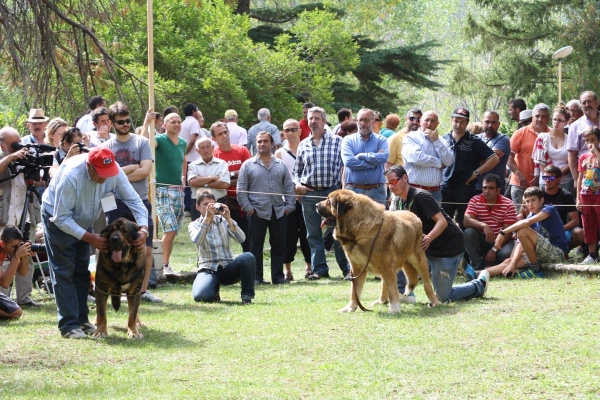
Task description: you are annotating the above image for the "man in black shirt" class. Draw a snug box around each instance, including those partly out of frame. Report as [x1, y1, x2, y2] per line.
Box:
[387, 165, 489, 302]
[542, 165, 583, 249]
[441, 108, 499, 229]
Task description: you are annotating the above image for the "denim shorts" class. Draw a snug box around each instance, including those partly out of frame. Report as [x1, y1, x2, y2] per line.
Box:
[156, 186, 184, 233]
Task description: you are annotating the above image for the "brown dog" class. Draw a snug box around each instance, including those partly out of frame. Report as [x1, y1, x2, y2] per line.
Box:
[316, 190, 440, 313]
[93, 218, 146, 339]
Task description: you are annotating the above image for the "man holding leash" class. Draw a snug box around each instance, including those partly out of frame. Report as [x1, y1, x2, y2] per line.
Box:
[42, 147, 148, 339]
[386, 165, 489, 303]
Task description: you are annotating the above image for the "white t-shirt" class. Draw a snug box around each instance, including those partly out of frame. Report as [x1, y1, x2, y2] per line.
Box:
[226, 122, 248, 146]
[180, 116, 201, 163]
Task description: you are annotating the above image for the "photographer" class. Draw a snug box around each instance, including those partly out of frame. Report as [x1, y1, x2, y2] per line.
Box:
[49, 127, 87, 178]
[190, 191, 255, 305]
[0, 126, 43, 307]
[0, 225, 32, 319]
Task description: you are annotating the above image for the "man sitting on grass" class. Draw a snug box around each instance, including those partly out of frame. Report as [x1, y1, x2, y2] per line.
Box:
[0, 225, 32, 319]
[486, 186, 568, 278]
[189, 190, 256, 305]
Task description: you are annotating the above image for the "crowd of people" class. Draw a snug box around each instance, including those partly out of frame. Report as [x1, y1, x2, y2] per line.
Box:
[1, 91, 599, 339]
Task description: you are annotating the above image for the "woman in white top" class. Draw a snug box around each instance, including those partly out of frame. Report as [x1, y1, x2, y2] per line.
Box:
[274, 119, 312, 280]
[532, 105, 574, 193]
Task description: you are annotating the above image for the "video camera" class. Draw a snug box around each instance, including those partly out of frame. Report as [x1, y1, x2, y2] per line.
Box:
[9, 142, 55, 182]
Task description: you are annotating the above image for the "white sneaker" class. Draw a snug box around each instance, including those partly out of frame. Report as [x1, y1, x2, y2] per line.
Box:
[62, 328, 87, 339]
[81, 322, 97, 335]
[163, 265, 178, 276]
[400, 292, 416, 304]
[478, 270, 490, 297]
[87, 295, 96, 303]
[580, 255, 598, 265]
[141, 291, 163, 303]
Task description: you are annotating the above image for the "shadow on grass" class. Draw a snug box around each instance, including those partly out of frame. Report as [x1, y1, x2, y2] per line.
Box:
[92, 326, 205, 349]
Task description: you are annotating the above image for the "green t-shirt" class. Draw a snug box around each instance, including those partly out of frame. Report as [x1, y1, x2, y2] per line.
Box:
[155, 134, 187, 185]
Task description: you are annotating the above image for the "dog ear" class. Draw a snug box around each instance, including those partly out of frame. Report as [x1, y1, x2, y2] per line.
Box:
[129, 222, 140, 240]
[335, 196, 352, 218]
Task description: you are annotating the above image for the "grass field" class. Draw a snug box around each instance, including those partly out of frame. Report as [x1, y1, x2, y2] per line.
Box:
[2, 221, 600, 399]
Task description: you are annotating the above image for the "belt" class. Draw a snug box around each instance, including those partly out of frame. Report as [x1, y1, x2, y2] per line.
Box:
[350, 183, 384, 190]
[304, 184, 332, 191]
[412, 184, 440, 191]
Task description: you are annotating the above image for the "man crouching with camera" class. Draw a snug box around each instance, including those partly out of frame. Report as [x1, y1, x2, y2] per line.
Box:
[190, 190, 256, 305]
[0, 126, 43, 308]
[0, 225, 32, 319]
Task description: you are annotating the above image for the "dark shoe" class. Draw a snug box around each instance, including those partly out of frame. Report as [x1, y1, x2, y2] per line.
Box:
[19, 298, 41, 307]
[272, 279, 290, 285]
[242, 299, 252, 305]
[254, 279, 271, 285]
[284, 273, 294, 281]
[307, 273, 329, 280]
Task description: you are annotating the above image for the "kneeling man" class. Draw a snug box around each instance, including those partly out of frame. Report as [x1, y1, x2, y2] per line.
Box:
[190, 191, 256, 304]
[387, 165, 489, 302]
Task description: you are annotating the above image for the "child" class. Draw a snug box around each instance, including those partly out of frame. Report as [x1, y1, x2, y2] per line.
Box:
[0, 225, 32, 319]
[576, 126, 600, 264]
[485, 186, 568, 278]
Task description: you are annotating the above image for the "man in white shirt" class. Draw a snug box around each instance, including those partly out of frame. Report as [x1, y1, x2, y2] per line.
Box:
[180, 103, 203, 216]
[224, 109, 248, 148]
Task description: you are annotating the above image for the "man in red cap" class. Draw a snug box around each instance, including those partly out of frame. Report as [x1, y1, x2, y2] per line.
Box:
[41, 147, 149, 339]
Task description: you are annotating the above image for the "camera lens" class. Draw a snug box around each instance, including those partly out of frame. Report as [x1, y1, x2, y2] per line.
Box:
[30, 243, 46, 253]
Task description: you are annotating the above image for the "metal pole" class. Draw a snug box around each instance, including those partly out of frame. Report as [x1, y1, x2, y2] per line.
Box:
[558, 60, 562, 105]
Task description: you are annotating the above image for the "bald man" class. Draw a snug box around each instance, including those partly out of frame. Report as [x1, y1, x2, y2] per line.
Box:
[187, 137, 230, 221]
[401, 111, 455, 203]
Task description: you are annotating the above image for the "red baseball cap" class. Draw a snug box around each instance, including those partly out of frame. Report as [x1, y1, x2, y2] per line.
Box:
[87, 147, 119, 178]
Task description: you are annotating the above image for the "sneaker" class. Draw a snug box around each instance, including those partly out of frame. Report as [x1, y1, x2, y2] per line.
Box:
[307, 272, 330, 280]
[141, 291, 163, 303]
[19, 298, 41, 307]
[580, 255, 598, 265]
[242, 299, 252, 305]
[464, 264, 476, 281]
[343, 272, 353, 281]
[62, 328, 87, 339]
[87, 295, 96, 303]
[478, 270, 490, 297]
[184, 211, 192, 218]
[81, 322, 97, 335]
[400, 292, 416, 304]
[513, 268, 543, 279]
[163, 265, 178, 276]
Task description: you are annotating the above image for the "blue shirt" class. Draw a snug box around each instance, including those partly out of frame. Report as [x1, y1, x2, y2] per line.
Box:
[248, 120, 281, 154]
[475, 132, 511, 190]
[528, 204, 569, 255]
[341, 132, 389, 185]
[42, 154, 148, 240]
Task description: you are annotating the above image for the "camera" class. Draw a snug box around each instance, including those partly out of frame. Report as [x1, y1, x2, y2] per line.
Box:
[214, 203, 225, 213]
[76, 142, 89, 153]
[9, 142, 55, 182]
[16, 241, 47, 255]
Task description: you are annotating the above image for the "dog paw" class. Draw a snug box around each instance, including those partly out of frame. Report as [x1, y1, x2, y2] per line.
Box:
[92, 331, 108, 339]
[388, 302, 401, 314]
[370, 299, 388, 307]
[339, 306, 357, 313]
[128, 330, 144, 339]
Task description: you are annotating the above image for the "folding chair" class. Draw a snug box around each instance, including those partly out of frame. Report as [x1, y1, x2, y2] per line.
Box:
[32, 253, 53, 298]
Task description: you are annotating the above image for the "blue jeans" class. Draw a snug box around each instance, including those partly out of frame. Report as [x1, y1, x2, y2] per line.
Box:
[192, 252, 256, 302]
[346, 184, 387, 206]
[397, 254, 485, 302]
[42, 211, 92, 335]
[301, 187, 349, 276]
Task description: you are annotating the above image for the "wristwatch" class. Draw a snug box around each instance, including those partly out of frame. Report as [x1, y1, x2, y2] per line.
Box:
[474, 170, 480, 176]
[139, 228, 149, 236]
[204, 183, 208, 188]
[491, 247, 498, 253]
[230, 171, 235, 178]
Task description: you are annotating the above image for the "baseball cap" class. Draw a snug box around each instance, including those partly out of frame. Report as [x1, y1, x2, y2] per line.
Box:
[451, 107, 470, 120]
[88, 147, 119, 178]
[224, 109, 238, 119]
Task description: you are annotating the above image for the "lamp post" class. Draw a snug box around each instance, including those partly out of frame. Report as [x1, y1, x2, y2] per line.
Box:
[552, 46, 573, 104]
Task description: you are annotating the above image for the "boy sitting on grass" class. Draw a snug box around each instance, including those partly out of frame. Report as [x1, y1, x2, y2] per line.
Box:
[485, 186, 568, 278]
[576, 126, 600, 264]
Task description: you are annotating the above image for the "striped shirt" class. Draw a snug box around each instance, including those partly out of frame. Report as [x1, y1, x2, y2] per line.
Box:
[465, 194, 517, 235]
[401, 130, 454, 187]
[293, 133, 343, 188]
[188, 214, 246, 271]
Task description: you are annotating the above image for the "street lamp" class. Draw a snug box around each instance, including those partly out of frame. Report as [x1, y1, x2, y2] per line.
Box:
[552, 46, 573, 104]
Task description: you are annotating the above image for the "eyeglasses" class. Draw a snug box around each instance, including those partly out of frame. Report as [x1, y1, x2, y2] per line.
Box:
[541, 175, 557, 181]
[358, 118, 372, 123]
[385, 179, 400, 186]
[408, 116, 421, 122]
[283, 128, 299, 133]
[552, 118, 566, 123]
[114, 118, 131, 125]
[375, 119, 382, 122]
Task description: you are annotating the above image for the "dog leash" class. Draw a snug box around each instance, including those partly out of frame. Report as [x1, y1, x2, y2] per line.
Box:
[94, 286, 143, 298]
[348, 219, 384, 312]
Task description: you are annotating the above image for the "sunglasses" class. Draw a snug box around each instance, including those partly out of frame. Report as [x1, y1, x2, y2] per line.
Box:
[409, 116, 421, 122]
[114, 118, 132, 125]
[283, 128, 299, 133]
[385, 179, 400, 186]
[541, 175, 557, 181]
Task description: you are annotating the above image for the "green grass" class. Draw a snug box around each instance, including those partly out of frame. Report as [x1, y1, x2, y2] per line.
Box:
[2, 220, 600, 399]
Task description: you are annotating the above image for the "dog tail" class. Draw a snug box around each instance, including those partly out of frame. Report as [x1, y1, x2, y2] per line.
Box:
[111, 295, 121, 311]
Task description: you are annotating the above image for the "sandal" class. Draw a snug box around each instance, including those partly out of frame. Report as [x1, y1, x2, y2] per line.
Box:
[304, 270, 312, 279]
[284, 272, 294, 281]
